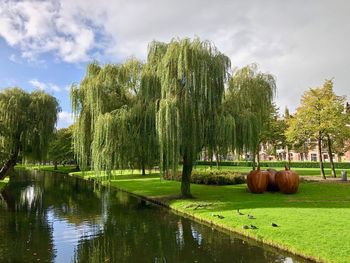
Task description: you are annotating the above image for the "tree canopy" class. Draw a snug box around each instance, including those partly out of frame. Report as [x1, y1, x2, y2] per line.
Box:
[225, 64, 276, 167]
[286, 79, 349, 178]
[71, 58, 159, 176]
[48, 126, 75, 169]
[0, 88, 59, 179]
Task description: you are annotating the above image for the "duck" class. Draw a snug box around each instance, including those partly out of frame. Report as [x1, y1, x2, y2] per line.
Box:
[237, 209, 244, 215]
[250, 224, 258, 229]
[272, 223, 279, 227]
[248, 214, 255, 219]
[212, 214, 225, 219]
[242, 225, 249, 229]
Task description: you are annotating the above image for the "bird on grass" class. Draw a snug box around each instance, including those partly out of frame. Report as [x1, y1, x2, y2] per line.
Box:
[272, 223, 279, 227]
[247, 214, 255, 219]
[250, 224, 258, 229]
[236, 209, 244, 215]
[211, 214, 225, 219]
[242, 225, 249, 229]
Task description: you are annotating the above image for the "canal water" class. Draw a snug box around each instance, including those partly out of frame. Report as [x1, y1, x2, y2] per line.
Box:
[0, 170, 307, 263]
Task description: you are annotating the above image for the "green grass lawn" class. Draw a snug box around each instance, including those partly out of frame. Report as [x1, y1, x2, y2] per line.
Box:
[71, 169, 350, 263]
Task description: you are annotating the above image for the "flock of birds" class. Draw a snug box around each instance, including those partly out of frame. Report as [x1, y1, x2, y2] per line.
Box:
[212, 209, 279, 230]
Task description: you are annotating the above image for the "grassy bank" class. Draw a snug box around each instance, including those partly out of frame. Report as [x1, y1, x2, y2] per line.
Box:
[70, 169, 350, 263]
[0, 177, 9, 191]
[16, 164, 79, 174]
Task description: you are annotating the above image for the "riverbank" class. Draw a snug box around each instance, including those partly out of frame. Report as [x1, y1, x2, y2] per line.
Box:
[69, 170, 350, 263]
[19, 165, 350, 262]
[15, 164, 79, 174]
[0, 177, 9, 191]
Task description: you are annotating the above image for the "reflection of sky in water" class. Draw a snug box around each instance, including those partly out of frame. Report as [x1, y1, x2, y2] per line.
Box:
[20, 185, 42, 210]
[175, 220, 184, 249]
[47, 209, 103, 263]
[191, 224, 203, 246]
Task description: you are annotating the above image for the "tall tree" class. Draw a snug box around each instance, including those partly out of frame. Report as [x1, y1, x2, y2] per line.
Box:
[0, 88, 59, 179]
[226, 64, 276, 169]
[155, 38, 231, 197]
[286, 79, 347, 178]
[48, 126, 75, 170]
[71, 58, 159, 176]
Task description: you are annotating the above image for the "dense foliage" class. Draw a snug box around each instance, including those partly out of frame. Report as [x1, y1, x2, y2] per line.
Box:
[225, 64, 276, 167]
[47, 126, 75, 169]
[71, 59, 159, 176]
[0, 88, 59, 179]
[286, 79, 350, 178]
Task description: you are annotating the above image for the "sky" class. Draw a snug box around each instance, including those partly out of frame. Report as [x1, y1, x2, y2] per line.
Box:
[0, 0, 349, 128]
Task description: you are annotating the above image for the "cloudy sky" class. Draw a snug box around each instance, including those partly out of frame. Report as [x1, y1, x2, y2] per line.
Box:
[0, 0, 349, 128]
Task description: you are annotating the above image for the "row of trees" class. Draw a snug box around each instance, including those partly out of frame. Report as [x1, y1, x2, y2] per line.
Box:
[71, 38, 276, 197]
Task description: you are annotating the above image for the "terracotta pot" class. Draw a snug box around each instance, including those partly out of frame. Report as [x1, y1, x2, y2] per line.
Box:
[247, 167, 269, 193]
[267, 168, 279, 192]
[275, 166, 300, 194]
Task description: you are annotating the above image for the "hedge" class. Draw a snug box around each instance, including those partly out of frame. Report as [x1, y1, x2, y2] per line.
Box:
[195, 161, 350, 169]
[163, 169, 246, 185]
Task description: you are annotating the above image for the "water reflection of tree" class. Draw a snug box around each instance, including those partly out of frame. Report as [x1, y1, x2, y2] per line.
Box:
[72, 198, 289, 263]
[0, 181, 55, 262]
[0, 170, 103, 262]
[1, 170, 294, 263]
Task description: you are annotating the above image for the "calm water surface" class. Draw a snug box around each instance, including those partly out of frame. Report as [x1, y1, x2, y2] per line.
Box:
[0, 170, 308, 263]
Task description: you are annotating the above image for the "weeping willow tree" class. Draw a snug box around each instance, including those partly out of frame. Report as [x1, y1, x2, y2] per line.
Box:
[226, 64, 276, 169]
[71, 58, 159, 176]
[0, 88, 59, 179]
[154, 38, 231, 197]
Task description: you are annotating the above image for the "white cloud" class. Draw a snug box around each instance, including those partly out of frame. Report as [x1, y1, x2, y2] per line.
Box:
[1, 0, 350, 111]
[57, 111, 73, 128]
[29, 79, 62, 92]
[0, 0, 96, 63]
[29, 79, 46, 91]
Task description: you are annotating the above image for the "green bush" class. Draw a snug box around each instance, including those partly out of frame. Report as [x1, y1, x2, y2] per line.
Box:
[195, 161, 350, 169]
[164, 169, 245, 185]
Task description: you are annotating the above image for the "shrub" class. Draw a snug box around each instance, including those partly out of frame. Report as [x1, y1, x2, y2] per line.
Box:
[163, 169, 245, 185]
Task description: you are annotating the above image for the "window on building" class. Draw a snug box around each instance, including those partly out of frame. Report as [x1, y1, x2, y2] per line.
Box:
[323, 154, 328, 161]
[311, 154, 317, 162]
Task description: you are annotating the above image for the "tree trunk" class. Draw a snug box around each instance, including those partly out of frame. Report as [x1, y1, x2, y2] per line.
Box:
[141, 164, 146, 176]
[256, 147, 260, 167]
[337, 154, 342, 163]
[181, 155, 193, 198]
[0, 150, 19, 180]
[252, 151, 256, 171]
[326, 135, 336, 178]
[287, 146, 291, 166]
[215, 151, 220, 168]
[318, 135, 326, 179]
[54, 161, 58, 170]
